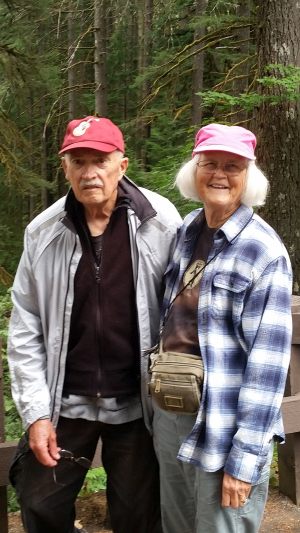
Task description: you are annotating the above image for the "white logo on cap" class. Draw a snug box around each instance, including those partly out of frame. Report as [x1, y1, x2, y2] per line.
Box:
[73, 118, 100, 137]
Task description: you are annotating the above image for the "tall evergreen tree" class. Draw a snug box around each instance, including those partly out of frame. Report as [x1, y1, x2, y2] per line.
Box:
[255, 0, 300, 293]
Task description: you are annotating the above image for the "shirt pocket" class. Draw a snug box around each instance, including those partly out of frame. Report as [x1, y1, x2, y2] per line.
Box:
[211, 272, 251, 320]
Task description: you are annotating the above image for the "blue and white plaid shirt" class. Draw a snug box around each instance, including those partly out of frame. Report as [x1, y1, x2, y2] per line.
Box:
[162, 204, 293, 484]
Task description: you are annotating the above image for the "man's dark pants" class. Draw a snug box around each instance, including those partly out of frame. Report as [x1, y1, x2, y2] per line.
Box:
[10, 416, 162, 533]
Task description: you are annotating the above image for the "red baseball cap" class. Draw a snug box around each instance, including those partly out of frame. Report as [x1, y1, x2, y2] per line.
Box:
[59, 116, 125, 154]
[192, 123, 256, 160]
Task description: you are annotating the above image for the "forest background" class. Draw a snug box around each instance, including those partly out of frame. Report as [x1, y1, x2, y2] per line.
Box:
[0, 0, 300, 508]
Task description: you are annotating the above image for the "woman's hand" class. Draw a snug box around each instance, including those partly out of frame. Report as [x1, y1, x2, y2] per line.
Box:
[221, 472, 251, 508]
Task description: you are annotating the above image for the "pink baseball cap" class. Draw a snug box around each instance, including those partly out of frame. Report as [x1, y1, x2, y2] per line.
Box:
[59, 116, 125, 154]
[192, 123, 256, 160]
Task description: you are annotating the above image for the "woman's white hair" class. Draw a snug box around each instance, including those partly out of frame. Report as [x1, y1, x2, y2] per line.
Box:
[175, 154, 269, 208]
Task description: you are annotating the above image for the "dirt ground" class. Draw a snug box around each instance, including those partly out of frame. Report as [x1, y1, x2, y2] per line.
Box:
[8, 486, 300, 532]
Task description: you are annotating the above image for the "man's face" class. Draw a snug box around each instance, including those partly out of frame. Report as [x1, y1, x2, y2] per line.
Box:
[62, 148, 128, 208]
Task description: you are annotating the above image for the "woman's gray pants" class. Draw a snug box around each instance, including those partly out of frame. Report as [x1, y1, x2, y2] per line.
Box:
[153, 407, 271, 533]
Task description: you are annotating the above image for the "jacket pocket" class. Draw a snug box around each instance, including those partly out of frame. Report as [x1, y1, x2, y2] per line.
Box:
[211, 272, 251, 320]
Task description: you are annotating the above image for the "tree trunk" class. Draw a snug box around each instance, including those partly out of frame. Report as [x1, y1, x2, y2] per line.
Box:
[191, 0, 208, 126]
[94, 0, 108, 116]
[41, 131, 48, 211]
[231, 0, 251, 123]
[136, 0, 153, 169]
[27, 93, 36, 220]
[255, 0, 300, 293]
[67, 4, 76, 119]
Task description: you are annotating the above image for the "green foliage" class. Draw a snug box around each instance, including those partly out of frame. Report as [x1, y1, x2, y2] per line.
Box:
[139, 165, 198, 217]
[257, 64, 300, 100]
[0, 224, 23, 282]
[269, 444, 279, 488]
[197, 64, 300, 118]
[0, 293, 21, 515]
[0, 289, 12, 340]
[7, 486, 20, 513]
[79, 467, 107, 497]
[0, 291, 23, 440]
[4, 390, 23, 440]
[1, 0, 257, 272]
[196, 90, 262, 114]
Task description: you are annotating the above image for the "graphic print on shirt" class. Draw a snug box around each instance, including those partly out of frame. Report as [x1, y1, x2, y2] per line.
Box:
[183, 259, 206, 289]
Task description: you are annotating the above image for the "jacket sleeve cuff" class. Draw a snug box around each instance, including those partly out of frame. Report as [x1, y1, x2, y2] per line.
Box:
[224, 446, 268, 484]
[23, 407, 51, 431]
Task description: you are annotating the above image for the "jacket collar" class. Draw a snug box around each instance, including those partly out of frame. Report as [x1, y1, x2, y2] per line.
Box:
[117, 175, 157, 222]
[185, 204, 253, 244]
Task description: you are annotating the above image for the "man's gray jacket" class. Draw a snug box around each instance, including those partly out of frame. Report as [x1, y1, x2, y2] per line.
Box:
[8, 179, 182, 432]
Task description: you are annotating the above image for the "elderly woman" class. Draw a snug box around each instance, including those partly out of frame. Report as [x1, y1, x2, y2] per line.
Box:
[152, 124, 293, 533]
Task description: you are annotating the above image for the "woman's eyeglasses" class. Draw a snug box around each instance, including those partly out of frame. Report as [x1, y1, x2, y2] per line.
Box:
[196, 161, 247, 177]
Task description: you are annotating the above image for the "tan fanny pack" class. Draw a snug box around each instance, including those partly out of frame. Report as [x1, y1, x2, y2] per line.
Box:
[149, 347, 204, 414]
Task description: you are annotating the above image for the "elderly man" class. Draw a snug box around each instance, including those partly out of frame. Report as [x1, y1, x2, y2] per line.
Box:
[8, 116, 181, 533]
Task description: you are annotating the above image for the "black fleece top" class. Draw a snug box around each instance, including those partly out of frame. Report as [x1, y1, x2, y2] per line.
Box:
[63, 180, 143, 398]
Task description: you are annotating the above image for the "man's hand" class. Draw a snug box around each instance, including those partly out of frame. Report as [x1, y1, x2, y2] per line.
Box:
[28, 419, 61, 467]
[221, 472, 251, 508]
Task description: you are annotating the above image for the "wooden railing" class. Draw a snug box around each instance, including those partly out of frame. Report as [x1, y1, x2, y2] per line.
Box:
[278, 294, 300, 504]
[0, 295, 300, 531]
[0, 342, 17, 533]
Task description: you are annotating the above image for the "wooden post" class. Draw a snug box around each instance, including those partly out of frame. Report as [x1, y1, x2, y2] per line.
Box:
[278, 295, 300, 505]
[0, 340, 4, 440]
[0, 340, 9, 533]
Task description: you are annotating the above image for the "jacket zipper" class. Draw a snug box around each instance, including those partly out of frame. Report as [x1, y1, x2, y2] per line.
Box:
[95, 244, 103, 398]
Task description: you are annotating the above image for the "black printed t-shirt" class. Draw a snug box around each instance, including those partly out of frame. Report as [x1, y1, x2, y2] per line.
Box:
[162, 220, 215, 355]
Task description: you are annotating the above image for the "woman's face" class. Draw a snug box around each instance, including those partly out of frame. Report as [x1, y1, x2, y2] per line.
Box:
[195, 151, 248, 223]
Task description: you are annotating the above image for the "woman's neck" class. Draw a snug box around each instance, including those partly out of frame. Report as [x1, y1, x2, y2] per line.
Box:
[204, 204, 240, 228]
